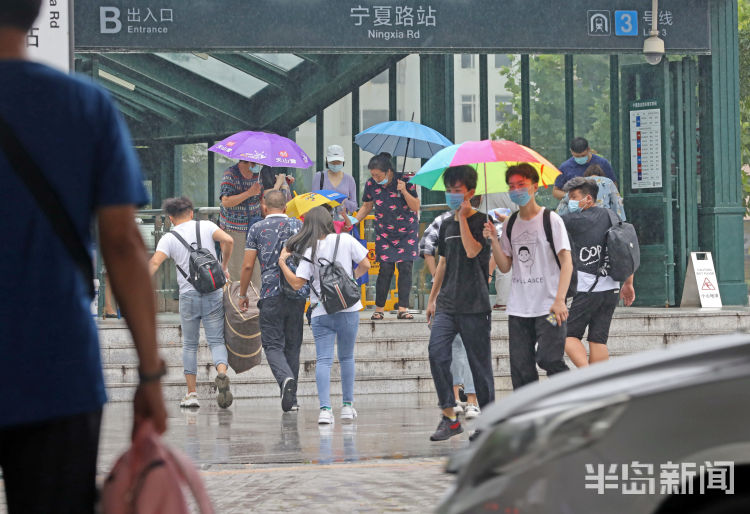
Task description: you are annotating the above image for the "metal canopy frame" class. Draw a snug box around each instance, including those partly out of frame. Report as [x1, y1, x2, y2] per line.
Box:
[77, 51, 405, 145]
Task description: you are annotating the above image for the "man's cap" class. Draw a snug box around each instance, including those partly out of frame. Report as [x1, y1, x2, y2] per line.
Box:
[326, 144, 345, 162]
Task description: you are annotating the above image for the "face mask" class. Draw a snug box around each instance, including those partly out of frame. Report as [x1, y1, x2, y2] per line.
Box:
[568, 199, 581, 213]
[377, 177, 389, 185]
[328, 164, 344, 173]
[445, 192, 465, 210]
[250, 164, 263, 174]
[574, 156, 589, 165]
[509, 188, 531, 207]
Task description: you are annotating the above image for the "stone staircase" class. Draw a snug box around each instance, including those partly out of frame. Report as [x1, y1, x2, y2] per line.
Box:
[98, 308, 750, 402]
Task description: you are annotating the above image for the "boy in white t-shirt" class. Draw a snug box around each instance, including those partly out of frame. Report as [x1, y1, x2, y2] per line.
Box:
[484, 164, 573, 389]
[149, 196, 235, 408]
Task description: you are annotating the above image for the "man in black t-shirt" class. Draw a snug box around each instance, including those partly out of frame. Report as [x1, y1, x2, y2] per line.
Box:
[562, 177, 635, 367]
[426, 165, 494, 441]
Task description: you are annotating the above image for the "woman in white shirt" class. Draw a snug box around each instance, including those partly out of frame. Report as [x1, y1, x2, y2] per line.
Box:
[279, 206, 370, 425]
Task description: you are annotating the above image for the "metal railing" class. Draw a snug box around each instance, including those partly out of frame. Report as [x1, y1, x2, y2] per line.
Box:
[94, 207, 221, 317]
[95, 206, 432, 316]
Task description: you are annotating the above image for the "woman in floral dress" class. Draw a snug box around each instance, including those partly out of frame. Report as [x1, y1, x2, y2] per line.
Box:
[355, 153, 421, 320]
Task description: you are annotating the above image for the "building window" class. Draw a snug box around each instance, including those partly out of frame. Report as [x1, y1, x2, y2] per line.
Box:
[495, 95, 512, 123]
[461, 95, 476, 123]
[494, 54, 511, 68]
[460, 54, 475, 69]
[370, 70, 388, 84]
[362, 109, 389, 130]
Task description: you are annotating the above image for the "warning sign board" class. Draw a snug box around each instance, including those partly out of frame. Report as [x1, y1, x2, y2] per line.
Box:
[366, 243, 379, 274]
[680, 252, 722, 308]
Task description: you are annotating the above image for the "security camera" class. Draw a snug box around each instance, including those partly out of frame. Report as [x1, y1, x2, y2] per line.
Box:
[643, 35, 665, 65]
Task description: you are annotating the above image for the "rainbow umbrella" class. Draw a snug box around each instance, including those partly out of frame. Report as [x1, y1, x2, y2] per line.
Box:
[409, 139, 561, 194]
[286, 190, 344, 218]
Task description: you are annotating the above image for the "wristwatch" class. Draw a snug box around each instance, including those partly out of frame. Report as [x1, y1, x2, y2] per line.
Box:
[238, 294, 247, 299]
[138, 359, 167, 384]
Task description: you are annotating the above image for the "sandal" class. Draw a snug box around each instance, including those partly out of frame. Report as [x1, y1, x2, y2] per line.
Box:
[397, 311, 414, 320]
[371, 312, 384, 320]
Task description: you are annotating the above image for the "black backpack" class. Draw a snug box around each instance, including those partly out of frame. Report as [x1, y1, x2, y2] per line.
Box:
[170, 220, 226, 294]
[305, 233, 360, 315]
[505, 208, 577, 298]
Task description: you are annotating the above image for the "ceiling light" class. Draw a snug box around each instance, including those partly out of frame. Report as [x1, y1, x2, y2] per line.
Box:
[98, 69, 136, 91]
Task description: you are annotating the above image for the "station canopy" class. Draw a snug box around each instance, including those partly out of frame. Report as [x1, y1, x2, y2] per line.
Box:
[77, 51, 406, 144]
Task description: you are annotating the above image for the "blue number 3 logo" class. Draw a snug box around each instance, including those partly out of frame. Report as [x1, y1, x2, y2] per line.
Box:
[615, 11, 639, 36]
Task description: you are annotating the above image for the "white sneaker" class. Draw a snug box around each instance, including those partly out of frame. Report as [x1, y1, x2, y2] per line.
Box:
[341, 405, 357, 421]
[453, 404, 464, 415]
[318, 409, 335, 424]
[465, 404, 481, 420]
[180, 392, 200, 408]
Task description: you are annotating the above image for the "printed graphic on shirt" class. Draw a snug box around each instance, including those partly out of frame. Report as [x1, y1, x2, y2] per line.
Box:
[513, 230, 539, 278]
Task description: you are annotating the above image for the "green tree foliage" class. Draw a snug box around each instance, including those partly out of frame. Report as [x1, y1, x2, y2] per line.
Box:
[492, 54, 611, 162]
[491, 54, 611, 207]
[739, 0, 750, 213]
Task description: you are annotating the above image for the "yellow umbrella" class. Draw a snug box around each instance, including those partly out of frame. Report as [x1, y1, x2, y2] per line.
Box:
[285, 190, 343, 218]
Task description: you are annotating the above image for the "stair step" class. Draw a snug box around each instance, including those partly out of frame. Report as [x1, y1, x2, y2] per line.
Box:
[98, 330, 733, 367]
[105, 374, 518, 402]
[97, 308, 750, 402]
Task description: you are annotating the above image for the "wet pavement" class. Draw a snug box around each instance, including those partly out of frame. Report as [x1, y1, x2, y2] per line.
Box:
[98, 393, 476, 470]
[2, 393, 476, 512]
[95, 393, 480, 512]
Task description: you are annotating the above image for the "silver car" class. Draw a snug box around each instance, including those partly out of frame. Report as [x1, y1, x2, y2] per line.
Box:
[439, 334, 750, 514]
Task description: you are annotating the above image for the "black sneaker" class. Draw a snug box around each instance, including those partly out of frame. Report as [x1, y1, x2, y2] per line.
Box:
[281, 377, 297, 412]
[458, 387, 468, 403]
[430, 416, 464, 441]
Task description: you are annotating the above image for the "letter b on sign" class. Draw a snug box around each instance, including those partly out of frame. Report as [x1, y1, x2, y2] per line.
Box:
[100, 7, 121, 34]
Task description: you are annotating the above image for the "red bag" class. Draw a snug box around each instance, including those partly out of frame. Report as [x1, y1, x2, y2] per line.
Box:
[101, 421, 214, 514]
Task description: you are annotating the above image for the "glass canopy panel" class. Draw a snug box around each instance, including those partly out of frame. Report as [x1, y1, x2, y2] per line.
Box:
[249, 53, 304, 71]
[155, 52, 267, 98]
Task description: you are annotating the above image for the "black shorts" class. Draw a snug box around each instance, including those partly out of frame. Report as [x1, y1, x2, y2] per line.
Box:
[566, 289, 620, 344]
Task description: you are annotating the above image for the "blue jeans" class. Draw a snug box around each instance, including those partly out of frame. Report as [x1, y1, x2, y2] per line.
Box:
[310, 311, 360, 409]
[450, 334, 476, 394]
[179, 289, 228, 375]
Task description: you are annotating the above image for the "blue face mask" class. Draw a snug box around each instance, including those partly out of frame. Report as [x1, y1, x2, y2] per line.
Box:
[250, 163, 263, 174]
[445, 192, 465, 211]
[568, 199, 581, 213]
[377, 177, 389, 185]
[328, 164, 344, 173]
[573, 155, 589, 165]
[509, 188, 531, 207]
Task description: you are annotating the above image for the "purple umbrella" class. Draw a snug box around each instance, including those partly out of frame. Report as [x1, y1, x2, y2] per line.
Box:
[209, 131, 313, 168]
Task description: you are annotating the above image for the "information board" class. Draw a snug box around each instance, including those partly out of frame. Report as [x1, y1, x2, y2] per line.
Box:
[27, 0, 71, 72]
[629, 101, 663, 190]
[74, 0, 710, 53]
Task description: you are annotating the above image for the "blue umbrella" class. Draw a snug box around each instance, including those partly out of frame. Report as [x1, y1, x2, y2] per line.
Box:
[355, 120, 453, 160]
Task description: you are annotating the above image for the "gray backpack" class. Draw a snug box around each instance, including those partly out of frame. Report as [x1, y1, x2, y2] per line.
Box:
[602, 208, 640, 281]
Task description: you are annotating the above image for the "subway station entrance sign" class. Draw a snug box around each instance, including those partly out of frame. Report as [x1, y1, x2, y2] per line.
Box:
[75, 0, 710, 53]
